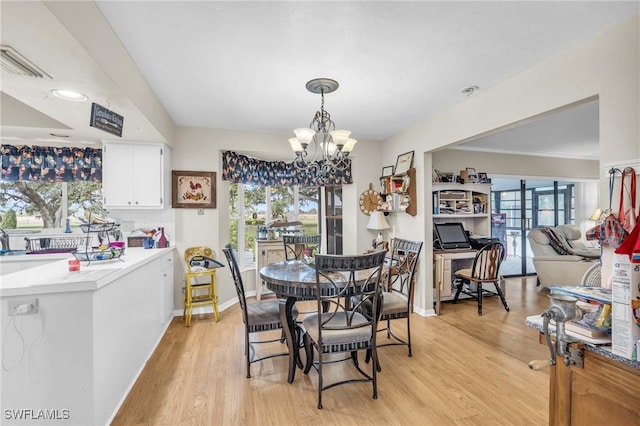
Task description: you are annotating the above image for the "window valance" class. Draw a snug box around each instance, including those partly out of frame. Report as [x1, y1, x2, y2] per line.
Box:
[221, 151, 352, 187]
[1, 145, 102, 183]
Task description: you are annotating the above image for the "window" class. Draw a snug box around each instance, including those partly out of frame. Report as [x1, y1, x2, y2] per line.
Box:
[0, 181, 104, 230]
[229, 182, 319, 269]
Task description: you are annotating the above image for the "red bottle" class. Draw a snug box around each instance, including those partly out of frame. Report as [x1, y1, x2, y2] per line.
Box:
[157, 227, 168, 248]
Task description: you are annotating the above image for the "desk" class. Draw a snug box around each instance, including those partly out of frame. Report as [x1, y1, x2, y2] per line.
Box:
[260, 260, 376, 384]
[433, 249, 476, 315]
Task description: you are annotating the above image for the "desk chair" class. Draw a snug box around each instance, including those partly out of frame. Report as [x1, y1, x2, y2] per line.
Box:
[183, 246, 220, 326]
[453, 242, 508, 316]
[302, 251, 386, 409]
[222, 244, 298, 378]
[283, 235, 321, 261]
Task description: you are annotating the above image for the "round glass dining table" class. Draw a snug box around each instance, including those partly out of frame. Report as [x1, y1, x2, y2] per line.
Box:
[260, 259, 376, 383]
[259, 259, 319, 384]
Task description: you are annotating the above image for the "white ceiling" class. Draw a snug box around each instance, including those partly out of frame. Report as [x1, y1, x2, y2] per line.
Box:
[1, 1, 638, 159]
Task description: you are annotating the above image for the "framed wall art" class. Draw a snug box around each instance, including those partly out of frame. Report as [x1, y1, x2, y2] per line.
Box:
[394, 150, 414, 175]
[382, 165, 395, 177]
[172, 170, 216, 209]
[478, 172, 488, 183]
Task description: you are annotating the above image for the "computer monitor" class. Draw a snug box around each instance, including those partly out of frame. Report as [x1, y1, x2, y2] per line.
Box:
[434, 222, 471, 250]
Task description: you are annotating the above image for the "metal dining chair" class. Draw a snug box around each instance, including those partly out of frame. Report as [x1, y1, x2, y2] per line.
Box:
[302, 251, 386, 409]
[358, 238, 423, 371]
[222, 243, 298, 378]
[453, 241, 508, 315]
[283, 235, 321, 261]
[377, 239, 423, 355]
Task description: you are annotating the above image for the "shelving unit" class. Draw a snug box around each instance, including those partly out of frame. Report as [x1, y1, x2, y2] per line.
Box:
[432, 182, 491, 235]
[379, 167, 417, 216]
[432, 182, 494, 314]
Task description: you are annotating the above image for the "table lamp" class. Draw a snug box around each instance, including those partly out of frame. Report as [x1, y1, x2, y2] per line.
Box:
[589, 208, 603, 222]
[367, 211, 390, 249]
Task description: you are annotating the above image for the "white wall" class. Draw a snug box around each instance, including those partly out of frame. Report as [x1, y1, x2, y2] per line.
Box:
[382, 15, 639, 315]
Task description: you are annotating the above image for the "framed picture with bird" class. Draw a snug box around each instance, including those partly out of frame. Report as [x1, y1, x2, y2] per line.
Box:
[172, 170, 216, 208]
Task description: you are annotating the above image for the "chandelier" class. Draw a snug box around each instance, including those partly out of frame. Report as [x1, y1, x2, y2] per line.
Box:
[289, 78, 357, 175]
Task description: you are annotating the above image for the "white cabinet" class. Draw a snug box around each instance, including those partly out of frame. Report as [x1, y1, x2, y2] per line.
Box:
[432, 183, 491, 235]
[160, 250, 174, 325]
[255, 239, 285, 300]
[102, 141, 165, 208]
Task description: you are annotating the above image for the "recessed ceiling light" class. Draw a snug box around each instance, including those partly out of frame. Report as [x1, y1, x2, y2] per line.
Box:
[460, 86, 480, 96]
[51, 89, 87, 101]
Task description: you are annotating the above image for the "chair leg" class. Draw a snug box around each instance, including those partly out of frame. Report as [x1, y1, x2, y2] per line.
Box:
[245, 330, 251, 378]
[211, 273, 220, 322]
[370, 346, 378, 400]
[317, 352, 323, 409]
[303, 332, 314, 374]
[453, 279, 463, 303]
[494, 281, 510, 312]
[406, 316, 412, 357]
[294, 326, 303, 369]
[477, 283, 483, 316]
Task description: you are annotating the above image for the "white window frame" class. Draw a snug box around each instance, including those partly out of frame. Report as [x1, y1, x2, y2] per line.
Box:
[232, 183, 313, 270]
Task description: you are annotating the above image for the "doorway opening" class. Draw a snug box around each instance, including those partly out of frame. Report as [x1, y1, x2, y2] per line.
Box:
[491, 178, 579, 277]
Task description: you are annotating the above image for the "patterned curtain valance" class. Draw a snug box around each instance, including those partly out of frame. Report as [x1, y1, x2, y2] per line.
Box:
[221, 151, 352, 187]
[1, 145, 102, 183]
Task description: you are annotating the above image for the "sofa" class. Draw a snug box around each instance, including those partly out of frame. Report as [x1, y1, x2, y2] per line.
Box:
[527, 225, 600, 288]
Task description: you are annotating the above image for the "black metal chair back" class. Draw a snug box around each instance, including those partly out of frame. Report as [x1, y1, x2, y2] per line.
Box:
[222, 243, 292, 378]
[283, 235, 321, 261]
[302, 251, 386, 409]
[376, 238, 423, 360]
[222, 243, 249, 325]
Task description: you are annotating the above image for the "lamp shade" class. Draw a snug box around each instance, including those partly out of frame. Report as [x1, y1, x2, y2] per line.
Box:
[367, 211, 390, 231]
[589, 208, 603, 221]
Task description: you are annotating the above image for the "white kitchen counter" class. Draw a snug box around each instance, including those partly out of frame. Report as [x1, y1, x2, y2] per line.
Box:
[1, 247, 175, 426]
[0, 247, 169, 297]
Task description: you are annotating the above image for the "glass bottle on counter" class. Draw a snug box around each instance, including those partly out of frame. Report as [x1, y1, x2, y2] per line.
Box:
[157, 227, 168, 248]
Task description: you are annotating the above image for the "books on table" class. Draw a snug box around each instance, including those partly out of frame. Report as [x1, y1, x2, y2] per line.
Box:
[549, 285, 612, 338]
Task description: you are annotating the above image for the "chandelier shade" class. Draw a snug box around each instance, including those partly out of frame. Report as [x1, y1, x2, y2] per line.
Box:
[290, 78, 357, 179]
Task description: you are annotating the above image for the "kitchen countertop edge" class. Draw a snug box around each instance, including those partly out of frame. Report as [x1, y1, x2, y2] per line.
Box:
[0, 247, 174, 298]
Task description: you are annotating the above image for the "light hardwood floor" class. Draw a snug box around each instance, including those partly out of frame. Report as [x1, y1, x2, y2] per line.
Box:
[112, 277, 552, 425]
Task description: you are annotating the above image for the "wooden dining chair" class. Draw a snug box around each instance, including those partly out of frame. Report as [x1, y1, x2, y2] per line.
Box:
[302, 251, 386, 409]
[282, 235, 321, 261]
[222, 243, 298, 378]
[453, 241, 508, 316]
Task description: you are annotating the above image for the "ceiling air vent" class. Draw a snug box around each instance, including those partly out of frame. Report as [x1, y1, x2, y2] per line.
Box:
[0, 45, 51, 79]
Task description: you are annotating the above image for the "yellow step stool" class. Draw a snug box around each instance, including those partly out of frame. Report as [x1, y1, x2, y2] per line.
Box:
[183, 246, 220, 326]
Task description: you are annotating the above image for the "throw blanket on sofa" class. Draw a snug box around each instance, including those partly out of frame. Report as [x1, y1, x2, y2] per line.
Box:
[540, 227, 600, 260]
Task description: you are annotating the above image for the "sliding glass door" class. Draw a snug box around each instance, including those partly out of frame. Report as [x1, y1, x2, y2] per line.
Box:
[492, 179, 574, 277]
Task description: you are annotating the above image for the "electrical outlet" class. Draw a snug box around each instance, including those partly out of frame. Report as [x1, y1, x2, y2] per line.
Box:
[197, 209, 204, 215]
[7, 298, 38, 316]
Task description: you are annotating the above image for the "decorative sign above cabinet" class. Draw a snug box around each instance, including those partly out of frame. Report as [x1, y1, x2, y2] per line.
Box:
[90, 103, 124, 137]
